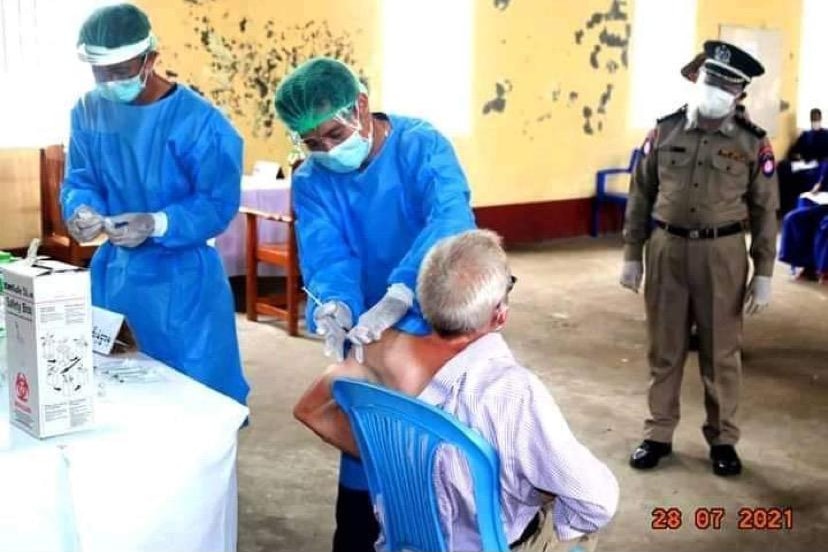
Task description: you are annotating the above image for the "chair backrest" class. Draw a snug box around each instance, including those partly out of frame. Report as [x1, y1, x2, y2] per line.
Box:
[40, 145, 68, 238]
[332, 378, 510, 552]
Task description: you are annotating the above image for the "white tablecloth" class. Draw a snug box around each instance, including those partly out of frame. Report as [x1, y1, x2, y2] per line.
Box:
[216, 177, 291, 277]
[0, 341, 249, 552]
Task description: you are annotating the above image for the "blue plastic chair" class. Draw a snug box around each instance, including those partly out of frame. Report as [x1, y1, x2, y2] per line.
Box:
[591, 148, 642, 237]
[332, 378, 510, 552]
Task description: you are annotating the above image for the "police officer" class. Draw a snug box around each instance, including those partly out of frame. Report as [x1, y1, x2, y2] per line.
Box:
[621, 41, 778, 476]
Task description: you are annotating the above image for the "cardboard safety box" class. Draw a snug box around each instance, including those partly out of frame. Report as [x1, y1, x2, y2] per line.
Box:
[1, 258, 94, 438]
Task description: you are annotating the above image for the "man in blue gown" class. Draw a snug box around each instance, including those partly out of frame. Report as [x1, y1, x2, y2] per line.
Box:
[779, 185, 828, 282]
[61, 3, 249, 405]
[275, 57, 476, 551]
[777, 108, 828, 216]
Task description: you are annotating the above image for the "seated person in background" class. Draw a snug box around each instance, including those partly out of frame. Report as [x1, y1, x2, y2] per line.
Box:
[780, 178, 828, 282]
[294, 229, 619, 552]
[777, 108, 828, 216]
[788, 108, 828, 161]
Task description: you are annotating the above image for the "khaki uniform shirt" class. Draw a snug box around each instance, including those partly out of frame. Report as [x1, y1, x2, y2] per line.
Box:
[623, 107, 779, 276]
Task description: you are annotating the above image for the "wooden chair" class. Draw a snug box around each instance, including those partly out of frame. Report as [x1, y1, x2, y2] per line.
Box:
[241, 176, 304, 336]
[39, 145, 101, 265]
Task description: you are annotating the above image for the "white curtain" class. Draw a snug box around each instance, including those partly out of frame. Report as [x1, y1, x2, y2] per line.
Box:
[0, 0, 104, 147]
[628, 0, 697, 130]
[797, 0, 828, 129]
[381, 0, 474, 137]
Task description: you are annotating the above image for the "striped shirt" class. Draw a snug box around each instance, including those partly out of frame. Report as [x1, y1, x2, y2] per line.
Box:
[417, 333, 619, 551]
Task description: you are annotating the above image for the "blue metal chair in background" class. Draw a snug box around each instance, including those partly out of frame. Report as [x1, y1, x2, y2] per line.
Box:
[332, 378, 510, 552]
[590, 148, 642, 237]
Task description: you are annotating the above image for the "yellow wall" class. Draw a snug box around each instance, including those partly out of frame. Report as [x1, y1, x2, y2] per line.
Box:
[137, 0, 381, 171]
[137, 0, 802, 208]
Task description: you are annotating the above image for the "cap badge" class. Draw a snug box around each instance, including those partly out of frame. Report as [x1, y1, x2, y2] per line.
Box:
[714, 45, 731, 64]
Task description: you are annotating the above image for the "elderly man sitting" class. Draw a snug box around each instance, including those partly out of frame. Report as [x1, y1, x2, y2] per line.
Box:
[294, 229, 618, 552]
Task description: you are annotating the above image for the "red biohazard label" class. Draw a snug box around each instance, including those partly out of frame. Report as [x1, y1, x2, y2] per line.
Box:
[15, 372, 30, 403]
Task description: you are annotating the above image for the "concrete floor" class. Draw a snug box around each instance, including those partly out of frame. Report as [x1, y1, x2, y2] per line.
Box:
[234, 235, 828, 552]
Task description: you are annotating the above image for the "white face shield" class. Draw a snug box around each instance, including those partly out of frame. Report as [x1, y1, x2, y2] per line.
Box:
[77, 33, 156, 66]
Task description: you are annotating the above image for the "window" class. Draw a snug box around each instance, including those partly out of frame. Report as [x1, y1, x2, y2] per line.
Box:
[380, 0, 474, 136]
[0, 0, 104, 147]
[796, 0, 828, 129]
[628, 0, 697, 130]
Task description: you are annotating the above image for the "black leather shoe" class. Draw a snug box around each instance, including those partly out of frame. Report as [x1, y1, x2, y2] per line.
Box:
[710, 445, 742, 476]
[629, 440, 672, 470]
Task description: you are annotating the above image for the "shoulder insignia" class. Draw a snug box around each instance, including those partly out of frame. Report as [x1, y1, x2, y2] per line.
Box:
[657, 105, 688, 124]
[641, 127, 658, 157]
[758, 138, 775, 177]
[735, 113, 767, 138]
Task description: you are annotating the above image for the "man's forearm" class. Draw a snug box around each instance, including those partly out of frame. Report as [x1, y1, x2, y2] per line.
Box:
[308, 399, 360, 457]
[293, 371, 359, 457]
[294, 358, 384, 457]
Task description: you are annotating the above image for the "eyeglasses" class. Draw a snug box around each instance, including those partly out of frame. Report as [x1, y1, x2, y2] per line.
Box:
[92, 53, 148, 83]
[495, 275, 517, 313]
[289, 104, 361, 153]
[699, 67, 744, 96]
[507, 275, 517, 293]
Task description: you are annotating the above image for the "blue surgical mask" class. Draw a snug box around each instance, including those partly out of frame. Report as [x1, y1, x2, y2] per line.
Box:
[311, 112, 374, 173]
[96, 57, 149, 104]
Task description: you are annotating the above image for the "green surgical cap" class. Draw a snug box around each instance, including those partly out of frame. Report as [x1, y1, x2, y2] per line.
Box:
[78, 3, 151, 49]
[274, 57, 361, 135]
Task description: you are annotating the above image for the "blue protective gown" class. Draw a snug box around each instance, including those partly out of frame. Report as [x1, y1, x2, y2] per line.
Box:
[816, 215, 828, 273]
[779, 201, 828, 272]
[292, 114, 477, 488]
[60, 85, 249, 405]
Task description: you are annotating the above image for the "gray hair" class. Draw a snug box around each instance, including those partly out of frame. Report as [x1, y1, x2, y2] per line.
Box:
[417, 229, 511, 337]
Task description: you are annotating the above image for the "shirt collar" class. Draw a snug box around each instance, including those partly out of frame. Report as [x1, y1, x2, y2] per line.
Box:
[418, 333, 514, 406]
[684, 108, 738, 137]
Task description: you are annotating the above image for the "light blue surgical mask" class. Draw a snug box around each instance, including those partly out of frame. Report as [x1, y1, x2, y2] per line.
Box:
[310, 108, 374, 173]
[96, 57, 149, 104]
[311, 129, 373, 173]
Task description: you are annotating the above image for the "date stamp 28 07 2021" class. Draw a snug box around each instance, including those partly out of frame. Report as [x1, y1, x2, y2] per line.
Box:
[650, 507, 794, 531]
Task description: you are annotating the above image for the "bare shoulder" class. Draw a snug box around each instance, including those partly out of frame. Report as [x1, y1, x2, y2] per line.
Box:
[323, 358, 380, 384]
[355, 330, 433, 392]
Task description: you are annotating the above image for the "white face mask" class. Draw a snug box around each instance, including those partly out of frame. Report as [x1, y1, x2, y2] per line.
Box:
[694, 81, 736, 119]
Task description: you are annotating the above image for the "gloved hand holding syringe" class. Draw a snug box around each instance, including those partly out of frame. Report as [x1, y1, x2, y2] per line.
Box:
[103, 213, 156, 248]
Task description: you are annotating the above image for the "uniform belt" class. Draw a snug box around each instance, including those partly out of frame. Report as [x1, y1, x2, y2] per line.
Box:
[654, 219, 746, 240]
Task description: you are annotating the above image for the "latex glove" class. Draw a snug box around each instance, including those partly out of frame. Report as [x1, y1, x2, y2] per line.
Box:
[313, 301, 353, 362]
[744, 275, 772, 315]
[104, 213, 155, 248]
[348, 284, 414, 363]
[620, 260, 643, 293]
[66, 205, 104, 243]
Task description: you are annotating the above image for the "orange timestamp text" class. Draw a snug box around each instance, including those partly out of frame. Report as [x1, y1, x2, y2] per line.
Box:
[650, 507, 794, 531]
